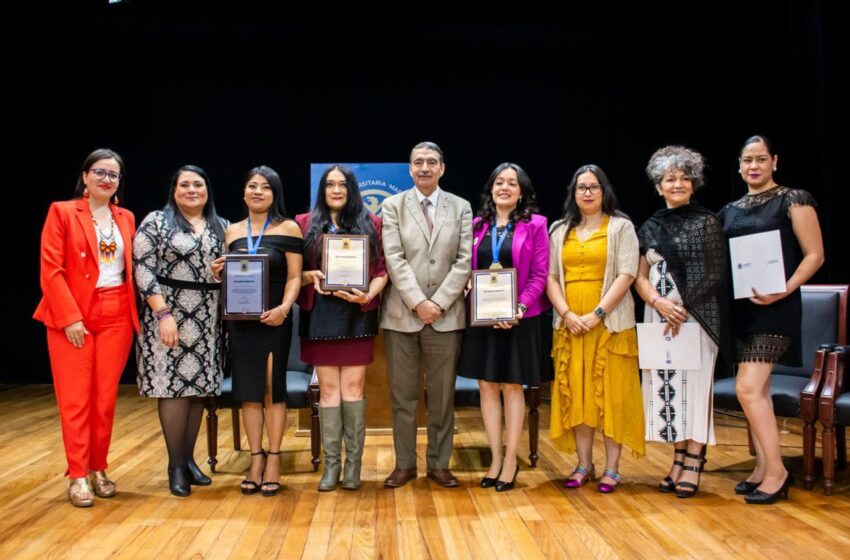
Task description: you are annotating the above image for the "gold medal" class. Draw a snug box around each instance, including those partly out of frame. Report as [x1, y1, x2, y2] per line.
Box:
[489, 262, 503, 270]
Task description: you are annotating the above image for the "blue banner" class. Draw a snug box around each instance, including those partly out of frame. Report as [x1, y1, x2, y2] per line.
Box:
[309, 163, 413, 216]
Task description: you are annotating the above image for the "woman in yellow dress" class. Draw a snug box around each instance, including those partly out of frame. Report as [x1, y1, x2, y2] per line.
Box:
[547, 164, 644, 493]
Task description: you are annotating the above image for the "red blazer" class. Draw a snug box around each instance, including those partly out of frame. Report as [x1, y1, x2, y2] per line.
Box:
[295, 212, 387, 312]
[33, 199, 140, 331]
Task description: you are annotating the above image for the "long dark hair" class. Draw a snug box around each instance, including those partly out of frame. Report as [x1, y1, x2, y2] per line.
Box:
[475, 162, 538, 232]
[557, 164, 628, 232]
[304, 164, 378, 265]
[243, 165, 288, 223]
[73, 148, 125, 204]
[163, 165, 225, 240]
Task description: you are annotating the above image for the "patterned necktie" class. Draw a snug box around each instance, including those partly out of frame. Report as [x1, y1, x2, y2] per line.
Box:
[421, 198, 434, 233]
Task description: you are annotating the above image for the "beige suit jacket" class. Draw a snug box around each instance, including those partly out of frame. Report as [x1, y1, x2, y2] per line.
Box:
[380, 188, 472, 332]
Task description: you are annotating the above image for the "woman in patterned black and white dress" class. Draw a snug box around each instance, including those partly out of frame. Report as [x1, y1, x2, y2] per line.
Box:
[134, 165, 228, 497]
[636, 146, 730, 498]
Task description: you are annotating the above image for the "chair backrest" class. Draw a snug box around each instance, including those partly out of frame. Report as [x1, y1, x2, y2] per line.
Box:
[286, 303, 311, 373]
[774, 285, 848, 378]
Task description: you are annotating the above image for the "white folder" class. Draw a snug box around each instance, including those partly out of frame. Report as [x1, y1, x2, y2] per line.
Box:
[637, 323, 702, 370]
[729, 230, 786, 299]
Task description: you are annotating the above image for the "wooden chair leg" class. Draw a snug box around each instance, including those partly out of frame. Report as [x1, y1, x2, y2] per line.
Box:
[838, 425, 847, 470]
[232, 408, 241, 451]
[822, 419, 836, 495]
[803, 417, 816, 489]
[310, 382, 321, 472]
[206, 400, 219, 473]
[746, 420, 756, 456]
[526, 386, 540, 468]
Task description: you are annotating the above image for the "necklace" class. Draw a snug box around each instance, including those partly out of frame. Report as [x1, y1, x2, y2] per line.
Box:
[579, 217, 602, 234]
[92, 212, 117, 265]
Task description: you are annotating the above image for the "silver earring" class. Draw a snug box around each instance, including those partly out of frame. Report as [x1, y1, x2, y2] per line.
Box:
[773, 167, 777, 172]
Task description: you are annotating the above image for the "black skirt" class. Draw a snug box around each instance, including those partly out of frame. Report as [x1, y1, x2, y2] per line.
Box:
[457, 312, 553, 385]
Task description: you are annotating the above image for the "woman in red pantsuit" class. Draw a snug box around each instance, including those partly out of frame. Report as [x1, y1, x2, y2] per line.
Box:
[33, 148, 139, 507]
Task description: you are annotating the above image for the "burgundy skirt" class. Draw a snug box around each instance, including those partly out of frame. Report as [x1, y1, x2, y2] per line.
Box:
[300, 337, 375, 366]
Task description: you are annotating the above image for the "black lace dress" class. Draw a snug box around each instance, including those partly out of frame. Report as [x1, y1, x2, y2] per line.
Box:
[226, 234, 303, 403]
[718, 186, 817, 365]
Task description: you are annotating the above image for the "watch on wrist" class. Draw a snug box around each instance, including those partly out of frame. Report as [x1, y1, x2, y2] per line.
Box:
[517, 303, 528, 315]
[594, 306, 607, 319]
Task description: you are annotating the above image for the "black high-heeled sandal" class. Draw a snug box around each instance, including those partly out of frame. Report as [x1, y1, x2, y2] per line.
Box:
[261, 450, 282, 497]
[659, 449, 687, 493]
[241, 450, 266, 495]
[745, 472, 794, 505]
[675, 449, 707, 499]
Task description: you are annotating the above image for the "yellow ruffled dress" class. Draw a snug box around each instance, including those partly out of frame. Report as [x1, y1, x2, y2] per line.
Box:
[549, 219, 646, 457]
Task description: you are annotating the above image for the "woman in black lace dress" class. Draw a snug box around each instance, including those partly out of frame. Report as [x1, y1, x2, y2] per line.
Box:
[719, 135, 823, 504]
[134, 165, 228, 497]
[212, 166, 303, 497]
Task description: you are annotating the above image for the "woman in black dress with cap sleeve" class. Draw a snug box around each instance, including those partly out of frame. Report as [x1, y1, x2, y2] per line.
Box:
[719, 136, 823, 504]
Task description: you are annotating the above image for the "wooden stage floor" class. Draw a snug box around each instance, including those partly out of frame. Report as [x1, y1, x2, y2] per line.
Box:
[0, 385, 848, 559]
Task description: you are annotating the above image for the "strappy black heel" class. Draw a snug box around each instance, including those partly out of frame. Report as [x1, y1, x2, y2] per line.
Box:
[659, 448, 687, 493]
[261, 450, 282, 497]
[241, 450, 266, 495]
[675, 449, 707, 499]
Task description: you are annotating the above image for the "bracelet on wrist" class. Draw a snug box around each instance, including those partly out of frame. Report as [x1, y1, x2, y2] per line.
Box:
[650, 295, 661, 306]
[154, 306, 172, 320]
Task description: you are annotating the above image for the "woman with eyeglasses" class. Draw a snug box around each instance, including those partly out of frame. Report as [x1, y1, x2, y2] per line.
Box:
[719, 135, 823, 504]
[34, 148, 139, 507]
[635, 146, 731, 498]
[134, 165, 228, 497]
[457, 162, 552, 493]
[296, 164, 387, 492]
[547, 164, 644, 493]
[211, 166, 303, 497]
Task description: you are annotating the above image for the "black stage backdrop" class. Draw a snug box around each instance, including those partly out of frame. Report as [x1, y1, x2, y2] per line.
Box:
[4, 2, 847, 383]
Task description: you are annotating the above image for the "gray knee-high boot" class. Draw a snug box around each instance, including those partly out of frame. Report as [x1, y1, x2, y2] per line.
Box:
[318, 406, 343, 491]
[341, 399, 366, 490]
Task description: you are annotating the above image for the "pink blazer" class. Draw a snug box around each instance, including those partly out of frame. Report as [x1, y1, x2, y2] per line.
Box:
[471, 213, 550, 318]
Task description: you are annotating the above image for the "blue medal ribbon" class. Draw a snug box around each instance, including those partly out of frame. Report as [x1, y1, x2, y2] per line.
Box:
[246, 217, 271, 255]
[490, 222, 512, 267]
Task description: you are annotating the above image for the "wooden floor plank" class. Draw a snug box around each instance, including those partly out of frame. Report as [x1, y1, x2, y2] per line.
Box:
[1, 385, 849, 560]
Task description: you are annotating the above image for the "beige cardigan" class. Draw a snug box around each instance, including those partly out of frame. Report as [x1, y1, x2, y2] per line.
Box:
[548, 214, 639, 332]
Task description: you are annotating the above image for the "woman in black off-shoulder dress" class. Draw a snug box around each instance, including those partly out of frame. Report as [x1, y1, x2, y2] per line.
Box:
[212, 165, 303, 498]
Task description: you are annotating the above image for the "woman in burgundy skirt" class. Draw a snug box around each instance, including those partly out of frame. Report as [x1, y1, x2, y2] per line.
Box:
[296, 164, 387, 491]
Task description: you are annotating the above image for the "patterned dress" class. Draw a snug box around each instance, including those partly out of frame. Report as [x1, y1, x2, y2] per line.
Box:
[641, 250, 718, 445]
[134, 210, 226, 397]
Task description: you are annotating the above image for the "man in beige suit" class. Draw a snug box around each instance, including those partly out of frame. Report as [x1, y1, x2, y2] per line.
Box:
[381, 141, 472, 488]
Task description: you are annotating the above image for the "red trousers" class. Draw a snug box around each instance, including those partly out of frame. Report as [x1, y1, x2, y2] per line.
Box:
[46, 286, 134, 477]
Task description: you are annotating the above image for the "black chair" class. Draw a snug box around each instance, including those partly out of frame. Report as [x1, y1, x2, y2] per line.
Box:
[205, 304, 320, 472]
[713, 284, 848, 488]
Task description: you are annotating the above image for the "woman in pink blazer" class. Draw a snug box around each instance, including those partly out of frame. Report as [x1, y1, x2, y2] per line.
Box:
[33, 148, 139, 507]
[457, 162, 552, 492]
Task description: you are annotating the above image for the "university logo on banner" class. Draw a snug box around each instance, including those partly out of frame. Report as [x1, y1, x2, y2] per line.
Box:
[309, 163, 412, 216]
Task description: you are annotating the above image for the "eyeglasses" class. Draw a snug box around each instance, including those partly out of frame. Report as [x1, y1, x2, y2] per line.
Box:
[576, 184, 602, 194]
[89, 168, 122, 182]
